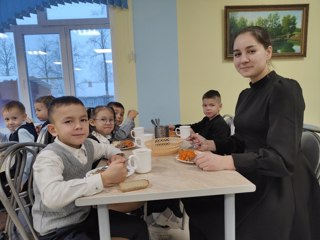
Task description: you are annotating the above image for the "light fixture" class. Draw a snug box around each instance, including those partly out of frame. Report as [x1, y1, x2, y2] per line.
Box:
[74, 68, 82, 71]
[77, 30, 100, 36]
[105, 60, 112, 63]
[27, 50, 47, 55]
[53, 61, 62, 65]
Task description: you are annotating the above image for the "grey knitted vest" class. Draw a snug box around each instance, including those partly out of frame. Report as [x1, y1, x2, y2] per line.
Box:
[32, 140, 95, 235]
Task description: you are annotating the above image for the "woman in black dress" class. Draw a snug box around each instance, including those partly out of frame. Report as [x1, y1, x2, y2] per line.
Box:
[185, 26, 320, 240]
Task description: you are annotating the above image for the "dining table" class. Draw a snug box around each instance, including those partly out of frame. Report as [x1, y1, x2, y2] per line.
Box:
[75, 148, 256, 240]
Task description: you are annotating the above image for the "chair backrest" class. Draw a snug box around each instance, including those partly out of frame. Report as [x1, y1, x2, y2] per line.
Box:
[223, 114, 235, 135]
[36, 127, 54, 145]
[0, 142, 46, 240]
[0, 142, 17, 171]
[301, 130, 320, 184]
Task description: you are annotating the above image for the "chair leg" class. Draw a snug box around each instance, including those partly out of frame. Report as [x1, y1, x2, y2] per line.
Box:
[0, 211, 7, 232]
[0, 190, 30, 240]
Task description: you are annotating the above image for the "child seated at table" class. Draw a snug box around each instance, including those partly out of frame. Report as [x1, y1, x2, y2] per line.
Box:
[0, 100, 38, 186]
[87, 105, 121, 168]
[32, 96, 149, 240]
[107, 101, 138, 140]
[87, 105, 117, 145]
[170, 89, 230, 146]
[147, 90, 231, 235]
[34, 95, 55, 144]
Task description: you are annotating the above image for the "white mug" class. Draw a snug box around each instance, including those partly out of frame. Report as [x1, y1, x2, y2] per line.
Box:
[135, 133, 154, 148]
[130, 127, 144, 139]
[175, 125, 191, 139]
[128, 148, 152, 173]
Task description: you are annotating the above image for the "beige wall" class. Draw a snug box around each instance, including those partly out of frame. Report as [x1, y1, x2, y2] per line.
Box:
[177, 0, 320, 125]
[111, 0, 320, 126]
[109, 3, 139, 114]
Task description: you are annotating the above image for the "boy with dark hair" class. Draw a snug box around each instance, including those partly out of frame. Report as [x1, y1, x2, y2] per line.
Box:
[149, 90, 231, 235]
[107, 101, 139, 140]
[191, 89, 230, 142]
[0, 100, 38, 185]
[1, 100, 37, 142]
[172, 89, 230, 144]
[32, 96, 148, 240]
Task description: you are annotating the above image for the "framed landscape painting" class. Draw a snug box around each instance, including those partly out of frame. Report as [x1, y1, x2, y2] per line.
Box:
[224, 4, 309, 59]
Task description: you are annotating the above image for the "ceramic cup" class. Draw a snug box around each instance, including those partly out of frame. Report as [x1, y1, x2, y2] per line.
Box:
[135, 133, 154, 148]
[130, 127, 145, 139]
[175, 125, 191, 139]
[128, 148, 152, 174]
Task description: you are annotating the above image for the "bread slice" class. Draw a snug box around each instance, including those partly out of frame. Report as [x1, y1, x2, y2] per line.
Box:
[119, 179, 149, 192]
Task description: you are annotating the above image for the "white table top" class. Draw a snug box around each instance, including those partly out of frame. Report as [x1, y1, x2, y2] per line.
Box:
[76, 151, 255, 206]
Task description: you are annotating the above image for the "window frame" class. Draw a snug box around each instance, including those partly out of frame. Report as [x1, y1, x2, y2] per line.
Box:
[3, 5, 112, 123]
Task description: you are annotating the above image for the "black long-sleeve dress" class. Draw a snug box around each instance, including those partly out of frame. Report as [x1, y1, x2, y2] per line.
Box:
[184, 71, 320, 240]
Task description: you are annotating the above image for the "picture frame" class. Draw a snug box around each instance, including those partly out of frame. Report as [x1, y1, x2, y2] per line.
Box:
[224, 4, 309, 59]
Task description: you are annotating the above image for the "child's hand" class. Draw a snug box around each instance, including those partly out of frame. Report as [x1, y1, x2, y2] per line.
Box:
[127, 110, 138, 120]
[100, 158, 127, 187]
[109, 154, 125, 163]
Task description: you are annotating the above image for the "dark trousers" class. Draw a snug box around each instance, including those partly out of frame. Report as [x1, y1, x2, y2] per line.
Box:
[182, 196, 225, 240]
[39, 208, 149, 240]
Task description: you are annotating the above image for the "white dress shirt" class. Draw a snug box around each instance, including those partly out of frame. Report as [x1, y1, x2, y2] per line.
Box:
[33, 138, 121, 209]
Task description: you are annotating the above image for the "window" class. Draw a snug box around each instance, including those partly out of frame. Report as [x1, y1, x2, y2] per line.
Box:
[0, 32, 19, 127]
[24, 33, 65, 108]
[0, 3, 114, 128]
[70, 28, 114, 107]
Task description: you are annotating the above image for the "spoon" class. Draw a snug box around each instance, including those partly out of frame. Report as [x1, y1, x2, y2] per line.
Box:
[151, 119, 157, 127]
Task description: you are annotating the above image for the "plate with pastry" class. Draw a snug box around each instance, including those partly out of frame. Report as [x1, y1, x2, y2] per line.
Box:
[115, 140, 137, 150]
[86, 165, 135, 177]
[175, 149, 200, 164]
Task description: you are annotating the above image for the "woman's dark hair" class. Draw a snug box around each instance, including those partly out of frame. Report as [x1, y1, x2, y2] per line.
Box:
[233, 26, 272, 50]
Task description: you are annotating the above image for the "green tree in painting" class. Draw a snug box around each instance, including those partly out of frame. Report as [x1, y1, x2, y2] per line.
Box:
[229, 15, 248, 54]
[228, 11, 300, 55]
[281, 15, 297, 38]
[266, 13, 282, 39]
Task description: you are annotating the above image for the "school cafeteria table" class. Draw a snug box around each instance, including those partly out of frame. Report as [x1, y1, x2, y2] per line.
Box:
[75, 151, 256, 240]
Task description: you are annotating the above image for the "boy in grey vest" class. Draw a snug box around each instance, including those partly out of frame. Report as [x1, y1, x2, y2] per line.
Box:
[32, 96, 148, 240]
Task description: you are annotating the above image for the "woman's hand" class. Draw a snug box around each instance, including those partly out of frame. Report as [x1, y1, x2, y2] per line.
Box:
[194, 152, 236, 171]
[188, 133, 215, 151]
